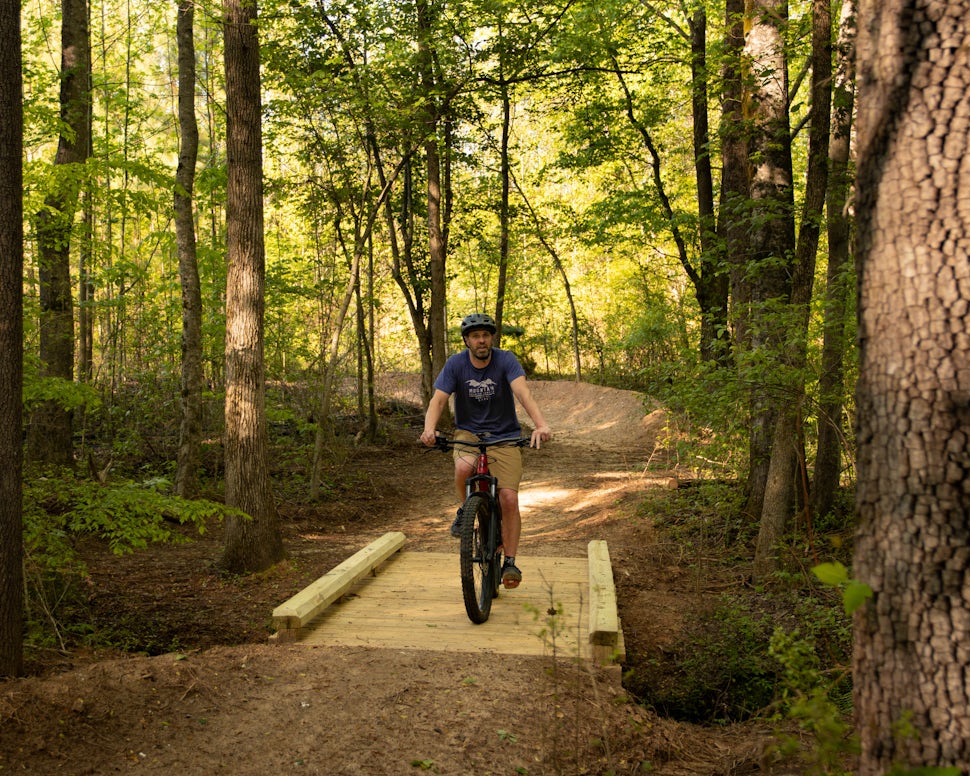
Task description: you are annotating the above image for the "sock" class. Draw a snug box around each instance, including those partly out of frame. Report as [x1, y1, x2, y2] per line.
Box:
[504, 555, 515, 566]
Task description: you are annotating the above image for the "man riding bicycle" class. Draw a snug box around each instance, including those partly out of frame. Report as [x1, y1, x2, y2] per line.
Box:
[420, 313, 552, 589]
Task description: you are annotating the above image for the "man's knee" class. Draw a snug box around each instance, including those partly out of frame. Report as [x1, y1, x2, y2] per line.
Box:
[498, 487, 518, 510]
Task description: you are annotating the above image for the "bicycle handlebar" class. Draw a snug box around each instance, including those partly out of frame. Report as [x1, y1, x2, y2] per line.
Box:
[426, 434, 531, 453]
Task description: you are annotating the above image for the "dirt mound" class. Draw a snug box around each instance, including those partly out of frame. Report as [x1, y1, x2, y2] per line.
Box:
[377, 372, 666, 452]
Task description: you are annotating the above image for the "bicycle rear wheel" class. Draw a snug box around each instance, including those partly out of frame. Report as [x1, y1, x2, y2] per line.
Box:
[459, 493, 497, 623]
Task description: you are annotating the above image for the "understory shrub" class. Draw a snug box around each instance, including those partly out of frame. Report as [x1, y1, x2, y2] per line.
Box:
[23, 467, 232, 649]
[626, 595, 780, 724]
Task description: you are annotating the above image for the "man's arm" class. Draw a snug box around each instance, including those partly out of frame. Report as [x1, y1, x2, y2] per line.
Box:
[510, 376, 552, 448]
[421, 389, 451, 446]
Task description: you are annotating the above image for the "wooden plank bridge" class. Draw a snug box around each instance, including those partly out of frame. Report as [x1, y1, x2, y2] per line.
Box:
[270, 532, 624, 665]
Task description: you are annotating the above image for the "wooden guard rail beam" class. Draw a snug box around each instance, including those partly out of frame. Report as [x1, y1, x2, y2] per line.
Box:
[587, 539, 623, 665]
[270, 531, 406, 643]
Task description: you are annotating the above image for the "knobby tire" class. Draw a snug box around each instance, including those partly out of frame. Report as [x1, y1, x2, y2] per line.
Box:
[459, 493, 498, 624]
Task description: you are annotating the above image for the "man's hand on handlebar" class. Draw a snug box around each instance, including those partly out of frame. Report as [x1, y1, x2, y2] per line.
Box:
[420, 429, 439, 447]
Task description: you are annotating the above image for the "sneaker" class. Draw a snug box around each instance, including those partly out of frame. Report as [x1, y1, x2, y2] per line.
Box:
[501, 559, 522, 589]
[450, 508, 462, 538]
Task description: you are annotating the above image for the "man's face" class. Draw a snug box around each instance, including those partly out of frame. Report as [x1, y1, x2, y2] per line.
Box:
[464, 328, 493, 360]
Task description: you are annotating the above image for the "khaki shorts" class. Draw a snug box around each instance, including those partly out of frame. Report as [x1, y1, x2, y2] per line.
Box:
[453, 429, 523, 491]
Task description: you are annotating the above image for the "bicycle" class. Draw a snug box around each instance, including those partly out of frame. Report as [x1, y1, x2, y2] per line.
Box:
[430, 434, 530, 624]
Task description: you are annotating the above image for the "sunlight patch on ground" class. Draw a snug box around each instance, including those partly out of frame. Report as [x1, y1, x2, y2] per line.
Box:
[521, 471, 638, 513]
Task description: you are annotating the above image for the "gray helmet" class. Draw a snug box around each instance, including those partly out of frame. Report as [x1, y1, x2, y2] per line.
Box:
[460, 313, 497, 336]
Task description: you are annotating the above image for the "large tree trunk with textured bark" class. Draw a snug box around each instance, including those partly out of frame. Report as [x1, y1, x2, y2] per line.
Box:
[221, 0, 284, 574]
[852, 0, 970, 772]
[0, 0, 24, 678]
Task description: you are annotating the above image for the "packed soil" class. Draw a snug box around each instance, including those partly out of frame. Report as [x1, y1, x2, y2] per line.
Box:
[1, 378, 784, 775]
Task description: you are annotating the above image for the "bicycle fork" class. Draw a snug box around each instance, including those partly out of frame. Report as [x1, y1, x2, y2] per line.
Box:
[466, 452, 501, 563]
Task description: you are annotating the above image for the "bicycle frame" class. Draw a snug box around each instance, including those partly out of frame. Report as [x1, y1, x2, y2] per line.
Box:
[429, 434, 528, 623]
[465, 447, 499, 499]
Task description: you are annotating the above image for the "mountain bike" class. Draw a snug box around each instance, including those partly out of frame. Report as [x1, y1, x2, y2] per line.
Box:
[430, 434, 530, 623]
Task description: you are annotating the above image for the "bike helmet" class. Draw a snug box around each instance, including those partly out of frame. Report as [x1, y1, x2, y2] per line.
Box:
[460, 313, 497, 336]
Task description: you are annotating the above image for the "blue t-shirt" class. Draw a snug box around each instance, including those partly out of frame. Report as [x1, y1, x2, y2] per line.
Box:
[433, 348, 525, 438]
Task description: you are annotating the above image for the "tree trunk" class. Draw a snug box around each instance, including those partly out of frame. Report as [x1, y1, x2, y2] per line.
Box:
[754, 0, 831, 575]
[221, 0, 284, 574]
[0, 0, 24, 678]
[175, 0, 204, 500]
[27, 0, 90, 467]
[853, 0, 970, 771]
[415, 0, 448, 380]
[689, 8, 730, 364]
[509, 170, 582, 382]
[718, 0, 756, 512]
[812, 0, 856, 521]
[739, 0, 796, 524]
[494, 82, 511, 346]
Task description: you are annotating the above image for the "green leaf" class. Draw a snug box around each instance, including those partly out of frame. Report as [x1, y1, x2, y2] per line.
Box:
[812, 562, 849, 586]
[843, 581, 873, 614]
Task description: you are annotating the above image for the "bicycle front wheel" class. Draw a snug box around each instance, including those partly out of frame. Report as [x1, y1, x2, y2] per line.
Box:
[459, 493, 497, 624]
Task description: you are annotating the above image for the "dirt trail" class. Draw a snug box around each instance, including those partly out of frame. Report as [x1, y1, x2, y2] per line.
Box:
[1, 379, 773, 775]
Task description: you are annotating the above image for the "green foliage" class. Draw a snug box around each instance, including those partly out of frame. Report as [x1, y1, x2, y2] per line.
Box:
[627, 595, 780, 724]
[636, 360, 750, 480]
[22, 467, 235, 648]
[637, 479, 751, 554]
[632, 478, 856, 734]
[25, 467, 229, 557]
[768, 628, 857, 775]
[812, 562, 873, 615]
[23, 373, 101, 414]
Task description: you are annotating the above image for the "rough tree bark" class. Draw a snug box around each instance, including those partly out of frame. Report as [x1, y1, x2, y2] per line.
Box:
[718, 0, 750, 358]
[853, 0, 970, 771]
[0, 0, 24, 678]
[221, 0, 285, 573]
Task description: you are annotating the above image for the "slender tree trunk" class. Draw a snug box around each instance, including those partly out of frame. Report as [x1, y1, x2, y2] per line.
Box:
[0, 0, 24, 678]
[812, 0, 856, 521]
[175, 0, 204, 499]
[221, 0, 284, 573]
[494, 81, 511, 345]
[853, 1, 970, 772]
[739, 0, 796, 525]
[415, 0, 447, 379]
[718, 0, 751, 379]
[755, 0, 832, 575]
[78, 190, 93, 382]
[509, 169, 582, 381]
[689, 8, 730, 364]
[27, 0, 90, 467]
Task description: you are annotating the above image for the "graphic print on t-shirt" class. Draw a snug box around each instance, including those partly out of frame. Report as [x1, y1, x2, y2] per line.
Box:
[466, 378, 497, 402]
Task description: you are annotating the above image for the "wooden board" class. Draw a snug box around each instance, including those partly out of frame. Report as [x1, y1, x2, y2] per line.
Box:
[297, 551, 594, 660]
[272, 532, 406, 630]
[587, 539, 619, 646]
